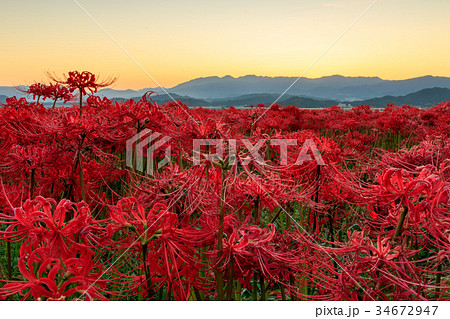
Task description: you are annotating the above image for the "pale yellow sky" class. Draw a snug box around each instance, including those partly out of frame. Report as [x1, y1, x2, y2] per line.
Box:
[0, 0, 449, 89]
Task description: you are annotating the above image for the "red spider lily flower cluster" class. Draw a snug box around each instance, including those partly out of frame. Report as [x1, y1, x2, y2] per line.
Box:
[1, 71, 450, 301]
[19, 83, 74, 107]
[0, 197, 106, 300]
[48, 71, 117, 96]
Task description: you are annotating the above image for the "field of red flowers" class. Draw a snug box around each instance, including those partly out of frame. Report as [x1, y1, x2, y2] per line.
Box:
[1, 72, 450, 301]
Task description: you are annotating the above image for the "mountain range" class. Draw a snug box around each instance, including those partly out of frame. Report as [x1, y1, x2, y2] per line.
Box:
[98, 75, 450, 101]
[1, 75, 450, 108]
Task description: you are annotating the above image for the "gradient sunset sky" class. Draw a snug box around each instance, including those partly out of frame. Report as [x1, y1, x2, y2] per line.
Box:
[1, 0, 449, 89]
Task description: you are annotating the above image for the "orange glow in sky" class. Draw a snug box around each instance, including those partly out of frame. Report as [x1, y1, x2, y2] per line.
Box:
[1, 0, 449, 89]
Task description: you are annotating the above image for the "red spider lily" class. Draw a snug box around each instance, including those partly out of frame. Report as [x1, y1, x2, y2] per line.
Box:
[110, 198, 168, 235]
[217, 223, 302, 282]
[49, 71, 116, 96]
[370, 168, 432, 212]
[0, 197, 102, 258]
[17, 83, 74, 108]
[46, 83, 74, 108]
[48, 71, 116, 116]
[108, 198, 200, 300]
[355, 235, 401, 271]
[2, 96, 31, 110]
[20, 83, 49, 103]
[0, 253, 107, 301]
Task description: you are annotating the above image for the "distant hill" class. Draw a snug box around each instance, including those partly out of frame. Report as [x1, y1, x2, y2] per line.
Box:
[0, 86, 22, 98]
[209, 93, 290, 107]
[113, 93, 210, 107]
[101, 88, 149, 101]
[0, 95, 8, 104]
[350, 87, 450, 108]
[279, 96, 339, 108]
[152, 94, 209, 106]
